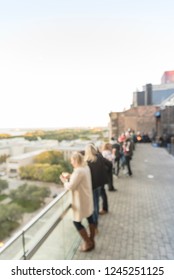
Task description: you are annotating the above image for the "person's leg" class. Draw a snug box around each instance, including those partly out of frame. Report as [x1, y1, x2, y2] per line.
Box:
[87, 214, 95, 226]
[120, 154, 125, 170]
[99, 185, 108, 213]
[108, 168, 117, 191]
[116, 158, 120, 176]
[127, 157, 132, 176]
[87, 215, 95, 248]
[73, 221, 84, 231]
[112, 160, 116, 174]
[92, 187, 102, 228]
[73, 221, 94, 252]
[125, 156, 132, 176]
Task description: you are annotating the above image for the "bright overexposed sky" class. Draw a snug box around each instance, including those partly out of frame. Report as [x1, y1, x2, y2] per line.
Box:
[1, 0, 174, 129]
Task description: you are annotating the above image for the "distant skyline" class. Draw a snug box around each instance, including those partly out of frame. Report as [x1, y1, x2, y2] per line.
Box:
[0, 127, 107, 136]
[1, 0, 174, 129]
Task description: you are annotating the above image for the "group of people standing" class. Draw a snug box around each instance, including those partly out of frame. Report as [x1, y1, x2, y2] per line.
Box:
[111, 131, 134, 177]
[59, 131, 134, 253]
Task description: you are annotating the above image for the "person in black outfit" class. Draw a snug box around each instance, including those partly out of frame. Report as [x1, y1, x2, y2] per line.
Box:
[122, 133, 133, 176]
[84, 144, 109, 231]
[111, 137, 121, 176]
[101, 142, 117, 192]
[102, 155, 117, 191]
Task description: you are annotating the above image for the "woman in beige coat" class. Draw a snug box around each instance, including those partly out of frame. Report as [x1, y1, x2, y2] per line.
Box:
[60, 152, 95, 252]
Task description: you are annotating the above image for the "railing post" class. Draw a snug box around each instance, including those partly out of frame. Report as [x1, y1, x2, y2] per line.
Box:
[171, 137, 174, 156]
[22, 231, 27, 260]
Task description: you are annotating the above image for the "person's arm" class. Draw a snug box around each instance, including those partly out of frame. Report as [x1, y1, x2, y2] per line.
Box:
[60, 169, 82, 191]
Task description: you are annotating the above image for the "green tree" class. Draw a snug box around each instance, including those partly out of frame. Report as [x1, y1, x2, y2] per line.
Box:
[41, 164, 65, 183]
[0, 204, 23, 240]
[19, 164, 37, 180]
[6, 203, 23, 222]
[34, 150, 64, 164]
[0, 134, 11, 139]
[23, 127, 107, 142]
[0, 154, 9, 163]
[9, 184, 51, 212]
[19, 164, 65, 183]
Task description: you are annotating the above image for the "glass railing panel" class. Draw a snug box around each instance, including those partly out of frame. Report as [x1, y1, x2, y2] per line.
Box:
[0, 234, 24, 260]
[23, 191, 71, 258]
[61, 208, 81, 259]
[0, 190, 76, 260]
[31, 207, 80, 260]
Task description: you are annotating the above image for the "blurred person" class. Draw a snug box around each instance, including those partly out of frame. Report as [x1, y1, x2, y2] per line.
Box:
[111, 138, 121, 177]
[122, 132, 134, 176]
[99, 142, 114, 214]
[84, 144, 109, 231]
[118, 133, 126, 171]
[101, 142, 117, 192]
[102, 142, 113, 162]
[60, 152, 95, 252]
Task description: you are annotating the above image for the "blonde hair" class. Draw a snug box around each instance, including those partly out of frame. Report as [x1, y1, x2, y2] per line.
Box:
[71, 152, 85, 166]
[84, 144, 98, 162]
[102, 142, 112, 151]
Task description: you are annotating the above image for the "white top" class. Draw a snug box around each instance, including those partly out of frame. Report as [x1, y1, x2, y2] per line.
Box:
[102, 150, 114, 161]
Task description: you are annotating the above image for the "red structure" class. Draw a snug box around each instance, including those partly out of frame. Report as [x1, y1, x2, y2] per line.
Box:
[161, 71, 174, 84]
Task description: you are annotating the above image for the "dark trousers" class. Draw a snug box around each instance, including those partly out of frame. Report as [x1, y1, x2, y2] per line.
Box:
[100, 185, 108, 212]
[73, 215, 94, 231]
[125, 155, 132, 175]
[107, 168, 114, 190]
[92, 187, 102, 227]
[120, 153, 126, 169]
[114, 157, 120, 176]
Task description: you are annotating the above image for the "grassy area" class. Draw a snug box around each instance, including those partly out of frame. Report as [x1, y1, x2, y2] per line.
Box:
[0, 184, 51, 241]
[0, 194, 8, 201]
[16, 200, 45, 213]
[0, 221, 19, 240]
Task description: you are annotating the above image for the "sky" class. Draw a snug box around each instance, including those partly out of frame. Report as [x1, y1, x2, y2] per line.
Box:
[1, 0, 174, 129]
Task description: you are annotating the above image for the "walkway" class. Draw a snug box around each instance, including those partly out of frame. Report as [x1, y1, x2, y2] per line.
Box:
[73, 143, 174, 260]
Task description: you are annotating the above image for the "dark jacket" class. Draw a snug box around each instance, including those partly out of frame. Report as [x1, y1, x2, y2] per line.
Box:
[112, 142, 121, 159]
[123, 139, 133, 157]
[87, 154, 108, 190]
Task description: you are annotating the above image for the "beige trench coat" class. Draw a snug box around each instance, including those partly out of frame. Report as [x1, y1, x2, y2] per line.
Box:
[64, 165, 94, 222]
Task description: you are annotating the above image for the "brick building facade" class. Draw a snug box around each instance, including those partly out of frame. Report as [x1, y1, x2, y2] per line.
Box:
[109, 105, 159, 139]
[109, 105, 174, 140]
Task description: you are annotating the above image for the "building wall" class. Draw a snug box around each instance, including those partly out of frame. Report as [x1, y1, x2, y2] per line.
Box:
[6, 150, 46, 176]
[109, 106, 159, 139]
[136, 91, 145, 105]
[160, 106, 174, 135]
[145, 84, 152, 105]
[110, 104, 174, 140]
[10, 145, 25, 156]
[0, 148, 10, 157]
[109, 112, 119, 139]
